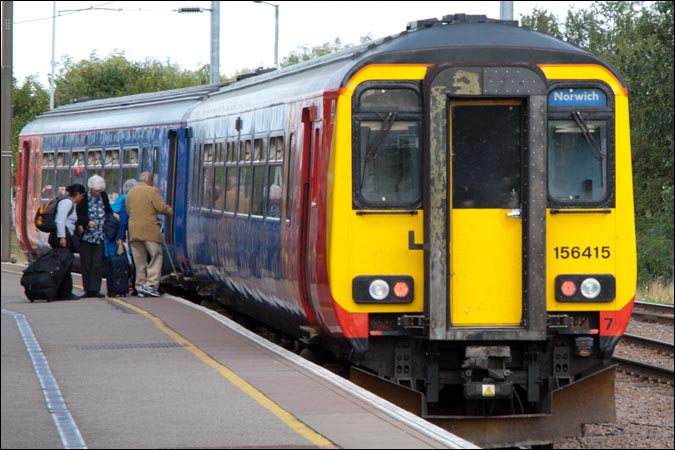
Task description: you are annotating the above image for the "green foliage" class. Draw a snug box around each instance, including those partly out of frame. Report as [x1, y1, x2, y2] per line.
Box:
[11, 75, 49, 166]
[520, 7, 562, 37]
[280, 34, 372, 68]
[281, 37, 351, 67]
[54, 51, 209, 106]
[522, 1, 674, 283]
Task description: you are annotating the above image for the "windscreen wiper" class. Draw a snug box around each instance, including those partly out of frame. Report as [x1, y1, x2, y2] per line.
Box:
[361, 112, 396, 188]
[572, 111, 604, 161]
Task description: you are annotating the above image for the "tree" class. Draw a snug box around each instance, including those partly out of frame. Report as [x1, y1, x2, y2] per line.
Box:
[280, 34, 373, 68]
[12, 75, 49, 165]
[54, 51, 209, 106]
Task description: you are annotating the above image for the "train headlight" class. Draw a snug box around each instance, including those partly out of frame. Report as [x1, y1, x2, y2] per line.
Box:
[353, 276, 414, 304]
[369, 279, 390, 300]
[580, 278, 601, 299]
[555, 274, 615, 302]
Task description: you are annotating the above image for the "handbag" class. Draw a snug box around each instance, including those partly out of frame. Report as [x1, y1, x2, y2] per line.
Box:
[68, 228, 82, 253]
[103, 212, 120, 241]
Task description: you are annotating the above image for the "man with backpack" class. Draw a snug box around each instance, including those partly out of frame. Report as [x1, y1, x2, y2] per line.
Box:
[22, 184, 86, 301]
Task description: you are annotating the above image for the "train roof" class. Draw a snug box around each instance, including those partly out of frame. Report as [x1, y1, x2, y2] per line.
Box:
[20, 84, 223, 136]
[188, 15, 623, 121]
[22, 15, 624, 136]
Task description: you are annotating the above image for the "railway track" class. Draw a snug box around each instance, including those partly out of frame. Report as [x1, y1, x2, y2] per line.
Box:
[632, 300, 674, 326]
[613, 356, 674, 384]
[614, 331, 674, 385]
[621, 333, 674, 355]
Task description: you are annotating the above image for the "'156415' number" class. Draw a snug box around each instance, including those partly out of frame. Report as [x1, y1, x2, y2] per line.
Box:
[553, 246, 610, 259]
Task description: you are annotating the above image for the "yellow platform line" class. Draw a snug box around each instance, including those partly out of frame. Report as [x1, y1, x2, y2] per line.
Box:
[106, 296, 335, 449]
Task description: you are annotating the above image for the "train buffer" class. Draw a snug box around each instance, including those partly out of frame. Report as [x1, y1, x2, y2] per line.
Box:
[1, 264, 477, 449]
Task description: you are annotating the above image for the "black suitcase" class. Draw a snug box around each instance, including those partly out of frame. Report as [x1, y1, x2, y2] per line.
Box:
[105, 253, 131, 296]
[21, 248, 74, 302]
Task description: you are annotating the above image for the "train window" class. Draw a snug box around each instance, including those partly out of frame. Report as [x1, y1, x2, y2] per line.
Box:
[241, 140, 252, 162]
[226, 141, 237, 162]
[224, 166, 238, 212]
[355, 120, 422, 207]
[87, 149, 103, 182]
[251, 166, 266, 216]
[122, 147, 138, 185]
[270, 136, 284, 161]
[237, 167, 251, 215]
[123, 148, 138, 164]
[253, 138, 264, 162]
[104, 148, 121, 201]
[548, 119, 608, 202]
[203, 143, 214, 163]
[88, 149, 102, 167]
[285, 133, 295, 220]
[190, 142, 201, 208]
[359, 88, 419, 110]
[152, 146, 159, 187]
[452, 102, 522, 209]
[353, 84, 422, 209]
[213, 142, 226, 211]
[140, 147, 147, 172]
[71, 151, 86, 187]
[267, 165, 283, 219]
[41, 151, 56, 201]
[55, 151, 70, 198]
[201, 143, 215, 209]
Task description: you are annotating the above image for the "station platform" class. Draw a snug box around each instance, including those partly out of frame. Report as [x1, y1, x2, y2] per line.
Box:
[1, 264, 477, 449]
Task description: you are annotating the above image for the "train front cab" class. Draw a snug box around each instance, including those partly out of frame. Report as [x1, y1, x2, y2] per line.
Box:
[330, 62, 635, 439]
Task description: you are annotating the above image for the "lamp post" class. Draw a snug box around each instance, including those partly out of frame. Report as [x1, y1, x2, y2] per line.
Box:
[253, 1, 279, 69]
[177, 2, 220, 84]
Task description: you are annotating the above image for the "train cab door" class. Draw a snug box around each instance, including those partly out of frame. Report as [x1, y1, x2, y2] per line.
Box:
[297, 107, 320, 323]
[449, 100, 523, 326]
[426, 67, 547, 340]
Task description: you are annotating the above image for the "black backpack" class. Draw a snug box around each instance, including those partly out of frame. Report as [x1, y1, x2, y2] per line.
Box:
[35, 198, 72, 233]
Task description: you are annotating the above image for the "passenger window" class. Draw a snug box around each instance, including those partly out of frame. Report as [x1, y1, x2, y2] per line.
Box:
[56, 151, 71, 198]
[122, 147, 138, 186]
[71, 150, 86, 187]
[104, 148, 121, 200]
[41, 151, 56, 201]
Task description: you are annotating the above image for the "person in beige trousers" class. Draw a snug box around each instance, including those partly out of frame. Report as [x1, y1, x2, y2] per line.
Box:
[125, 172, 173, 297]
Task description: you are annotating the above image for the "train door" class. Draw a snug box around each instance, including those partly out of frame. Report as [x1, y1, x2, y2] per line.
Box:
[449, 100, 523, 326]
[297, 106, 319, 323]
[426, 67, 547, 340]
[165, 130, 178, 245]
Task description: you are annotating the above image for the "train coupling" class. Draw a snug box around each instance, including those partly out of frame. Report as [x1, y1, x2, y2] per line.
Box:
[397, 315, 427, 329]
[462, 346, 513, 399]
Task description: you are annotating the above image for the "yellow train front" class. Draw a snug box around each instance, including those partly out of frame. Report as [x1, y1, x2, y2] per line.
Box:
[308, 15, 636, 445]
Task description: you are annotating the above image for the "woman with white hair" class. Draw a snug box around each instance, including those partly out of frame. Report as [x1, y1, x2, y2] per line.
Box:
[76, 174, 117, 298]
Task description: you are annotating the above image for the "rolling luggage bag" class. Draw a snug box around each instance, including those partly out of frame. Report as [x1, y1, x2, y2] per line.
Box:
[21, 247, 74, 302]
[105, 253, 131, 297]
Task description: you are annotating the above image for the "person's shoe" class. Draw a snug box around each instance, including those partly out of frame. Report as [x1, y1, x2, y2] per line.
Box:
[80, 291, 105, 298]
[61, 293, 80, 301]
[136, 286, 149, 297]
[144, 286, 161, 297]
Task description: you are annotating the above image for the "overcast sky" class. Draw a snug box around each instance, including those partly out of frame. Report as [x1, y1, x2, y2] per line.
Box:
[9, 1, 594, 87]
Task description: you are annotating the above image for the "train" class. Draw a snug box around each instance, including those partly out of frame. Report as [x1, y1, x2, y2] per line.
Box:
[15, 14, 636, 448]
